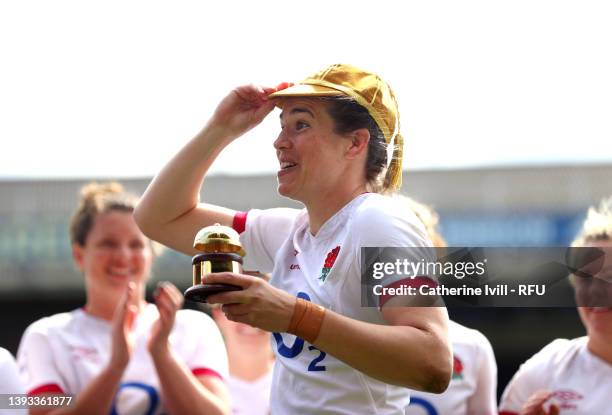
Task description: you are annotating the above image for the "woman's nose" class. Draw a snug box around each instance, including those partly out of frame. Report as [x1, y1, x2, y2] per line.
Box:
[273, 130, 290, 150]
[113, 245, 131, 262]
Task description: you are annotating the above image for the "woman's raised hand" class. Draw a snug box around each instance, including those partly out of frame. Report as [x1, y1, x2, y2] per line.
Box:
[148, 282, 184, 356]
[208, 83, 292, 141]
[109, 282, 138, 372]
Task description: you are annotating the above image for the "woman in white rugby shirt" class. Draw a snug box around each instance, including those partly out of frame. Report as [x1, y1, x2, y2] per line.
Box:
[0, 347, 26, 415]
[212, 305, 274, 415]
[403, 198, 497, 415]
[18, 183, 230, 415]
[499, 197, 612, 415]
[135, 64, 452, 414]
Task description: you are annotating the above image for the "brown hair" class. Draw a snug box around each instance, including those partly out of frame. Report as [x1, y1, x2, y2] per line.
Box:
[401, 196, 448, 248]
[322, 96, 392, 193]
[69, 182, 139, 246]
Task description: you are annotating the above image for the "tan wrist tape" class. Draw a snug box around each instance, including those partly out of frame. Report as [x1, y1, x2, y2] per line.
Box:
[287, 297, 326, 344]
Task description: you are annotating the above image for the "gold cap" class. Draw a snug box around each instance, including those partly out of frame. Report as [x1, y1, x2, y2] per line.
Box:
[269, 63, 403, 191]
[193, 223, 245, 257]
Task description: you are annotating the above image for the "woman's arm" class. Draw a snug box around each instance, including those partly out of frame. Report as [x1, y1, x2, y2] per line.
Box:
[29, 284, 138, 415]
[150, 348, 230, 415]
[205, 272, 453, 393]
[134, 84, 284, 255]
[148, 283, 230, 415]
[316, 303, 452, 392]
[30, 367, 126, 415]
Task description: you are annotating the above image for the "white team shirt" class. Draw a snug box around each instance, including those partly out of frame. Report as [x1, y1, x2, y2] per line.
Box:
[18, 304, 228, 415]
[236, 193, 433, 415]
[405, 320, 497, 415]
[499, 337, 612, 415]
[0, 347, 27, 415]
[227, 372, 272, 415]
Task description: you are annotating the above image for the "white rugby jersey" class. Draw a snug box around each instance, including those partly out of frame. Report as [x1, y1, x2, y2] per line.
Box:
[405, 320, 497, 415]
[0, 347, 24, 394]
[235, 193, 433, 415]
[499, 337, 612, 415]
[18, 304, 228, 415]
[0, 347, 26, 415]
[227, 371, 272, 415]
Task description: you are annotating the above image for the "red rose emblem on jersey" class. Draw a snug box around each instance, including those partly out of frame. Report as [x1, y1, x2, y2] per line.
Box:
[324, 246, 341, 268]
[452, 355, 464, 380]
[319, 246, 341, 282]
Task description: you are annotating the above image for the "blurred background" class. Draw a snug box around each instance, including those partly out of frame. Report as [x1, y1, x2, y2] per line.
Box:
[1, 0, 611, 401]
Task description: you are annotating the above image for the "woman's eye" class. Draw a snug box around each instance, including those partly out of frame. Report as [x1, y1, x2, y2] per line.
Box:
[99, 239, 117, 248]
[296, 121, 309, 131]
[130, 240, 145, 250]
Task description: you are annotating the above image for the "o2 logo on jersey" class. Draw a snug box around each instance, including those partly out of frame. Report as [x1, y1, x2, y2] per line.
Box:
[111, 382, 159, 415]
[407, 397, 438, 415]
[273, 291, 327, 372]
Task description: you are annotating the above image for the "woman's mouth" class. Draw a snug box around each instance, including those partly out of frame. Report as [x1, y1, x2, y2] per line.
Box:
[107, 267, 133, 279]
[589, 307, 612, 313]
[280, 161, 297, 170]
[278, 161, 298, 176]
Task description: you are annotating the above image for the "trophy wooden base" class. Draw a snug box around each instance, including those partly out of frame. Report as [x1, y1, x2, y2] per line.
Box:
[184, 284, 242, 303]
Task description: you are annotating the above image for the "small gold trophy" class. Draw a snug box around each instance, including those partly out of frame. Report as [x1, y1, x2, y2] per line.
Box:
[184, 223, 245, 303]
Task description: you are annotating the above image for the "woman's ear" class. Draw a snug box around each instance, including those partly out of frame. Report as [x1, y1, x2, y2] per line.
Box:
[72, 243, 85, 271]
[345, 128, 370, 160]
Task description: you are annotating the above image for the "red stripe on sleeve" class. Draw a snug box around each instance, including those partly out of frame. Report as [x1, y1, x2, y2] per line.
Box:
[192, 367, 224, 381]
[379, 276, 438, 308]
[499, 412, 519, 415]
[232, 211, 248, 235]
[28, 383, 65, 396]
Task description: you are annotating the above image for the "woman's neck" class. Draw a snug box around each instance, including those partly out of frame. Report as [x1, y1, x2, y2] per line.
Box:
[226, 340, 274, 382]
[587, 336, 612, 365]
[305, 184, 368, 235]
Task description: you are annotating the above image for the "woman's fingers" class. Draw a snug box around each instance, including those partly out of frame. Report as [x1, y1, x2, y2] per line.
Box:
[207, 276, 296, 332]
[234, 84, 271, 105]
[274, 82, 294, 92]
[109, 282, 138, 369]
[124, 304, 138, 332]
[205, 272, 256, 288]
[521, 390, 555, 415]
[153, 287, 173, 320]
[221, 303, 251, 316]
[123, 283, 138, 330]
[152, 282, 183, 331]
[113, 282, 134, 330]
[222, 304, 255, 325]
[155, 282, 183, 308]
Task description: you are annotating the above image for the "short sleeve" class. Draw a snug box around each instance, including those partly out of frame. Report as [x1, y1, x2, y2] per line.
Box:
[17, 322, 67, 395]
[236, 208, 301, 273]
[466, 332, 498, 415]
[177, 311, 229, 381]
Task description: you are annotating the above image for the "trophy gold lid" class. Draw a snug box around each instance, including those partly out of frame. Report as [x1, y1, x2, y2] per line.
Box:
[193, 223, 245, 257]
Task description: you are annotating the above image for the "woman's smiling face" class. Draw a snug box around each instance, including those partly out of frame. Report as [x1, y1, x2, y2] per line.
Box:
[273, 98, 350, 203]
[575, 241, 612, 339]
[73, 210, 153, 297]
